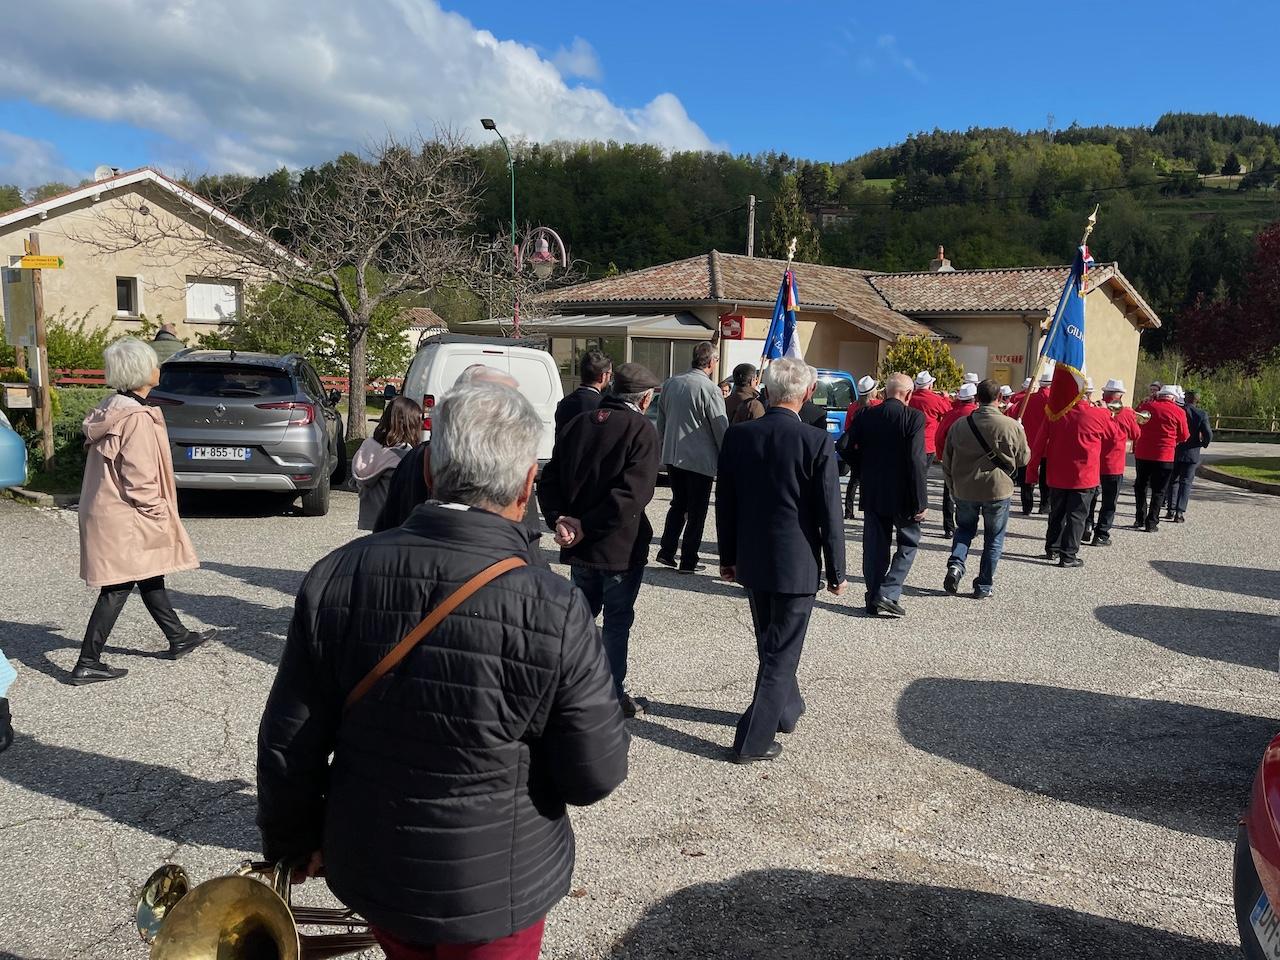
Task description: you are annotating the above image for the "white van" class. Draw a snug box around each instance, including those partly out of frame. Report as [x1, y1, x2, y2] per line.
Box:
[401, 334, 563, 461]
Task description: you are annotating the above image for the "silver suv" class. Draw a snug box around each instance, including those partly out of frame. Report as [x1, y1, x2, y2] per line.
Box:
[151, 351, 347, 516]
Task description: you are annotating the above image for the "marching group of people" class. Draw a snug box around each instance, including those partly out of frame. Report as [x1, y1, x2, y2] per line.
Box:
[8, 332, 1215, 958]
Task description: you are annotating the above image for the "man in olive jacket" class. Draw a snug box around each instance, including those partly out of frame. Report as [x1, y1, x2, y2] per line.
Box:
[942, 378, 1031, 598]
[257, 382, 628, 959]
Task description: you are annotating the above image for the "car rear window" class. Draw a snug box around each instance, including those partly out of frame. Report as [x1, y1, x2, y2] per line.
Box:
[157, 363, 294, 398]
[813, 378, 852, 410]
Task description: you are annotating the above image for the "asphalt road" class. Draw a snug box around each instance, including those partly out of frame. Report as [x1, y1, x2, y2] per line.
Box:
[1, 468, 1278, 959]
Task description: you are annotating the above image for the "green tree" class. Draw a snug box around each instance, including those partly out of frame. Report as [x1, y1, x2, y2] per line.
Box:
[879, 336, 963, 393]
[0, 184, 23, 212]
[29, 182, 72, 202]
[762, 175, 820, 262]
[1222, 152, 1243, 176]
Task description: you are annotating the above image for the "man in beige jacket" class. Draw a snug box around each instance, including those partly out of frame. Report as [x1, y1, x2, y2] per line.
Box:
[940, 379, 1030, 599]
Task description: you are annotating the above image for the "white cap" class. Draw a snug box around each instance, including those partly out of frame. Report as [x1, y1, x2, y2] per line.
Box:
[957, 382, 978, 400]
[1021, 378, 1032, 389]
[856, 375, 879, 394]
[1039, 368, 1054, 384]
[964, 372, 979, 383]
[914, 370, 935, 387]
[1103, 378, 1125, 393]
[999, 385, 1013, 397]
[1084, 377, 1094, 392]
[1158, 384, 1179, 398]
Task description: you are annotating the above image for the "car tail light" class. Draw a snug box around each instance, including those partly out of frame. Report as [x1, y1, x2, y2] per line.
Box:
[422, 394, 435, 431]
[148, 396, 184, 406]
[255, 401, 315, 426]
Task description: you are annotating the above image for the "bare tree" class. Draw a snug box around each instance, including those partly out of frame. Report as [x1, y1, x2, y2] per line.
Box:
[473, 229, 586, 338]
[72, 134, 480, 439]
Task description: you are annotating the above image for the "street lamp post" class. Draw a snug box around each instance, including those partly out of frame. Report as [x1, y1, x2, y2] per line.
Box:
[481, 118, 520, 335]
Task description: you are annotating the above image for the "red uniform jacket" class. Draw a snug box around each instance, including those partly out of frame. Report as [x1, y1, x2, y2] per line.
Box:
[908, 389, 952, 455]
[936, 400, 978, 464]
[1134, 399, 1190, 462]
[843, 396, 883, 432]
[1014, 387, 1051, 482]
[1029, 401, 1116, 490]
[1101, 407, 1141, 476]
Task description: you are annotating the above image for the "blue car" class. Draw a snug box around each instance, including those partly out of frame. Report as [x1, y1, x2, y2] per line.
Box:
[812, 368, 858, 441]
[0, 410, 27, 489]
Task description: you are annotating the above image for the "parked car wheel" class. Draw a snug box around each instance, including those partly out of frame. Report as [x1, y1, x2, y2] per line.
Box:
[300, 472, 331, 517]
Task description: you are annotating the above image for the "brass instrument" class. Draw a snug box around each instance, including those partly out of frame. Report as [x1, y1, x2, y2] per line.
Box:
[136, 860, 376, 959]
[1136, 409, 1152, 425]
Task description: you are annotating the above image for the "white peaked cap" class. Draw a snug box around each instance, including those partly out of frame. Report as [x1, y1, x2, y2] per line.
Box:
[1084, 377, 1094, 391]
[1039, 369, 1055, 384]
[1158, 383, 1179, 398]
[914, 370, 935, 387]
[964, 372, 979, 383]
[857, 375, 879, 394]
[1103, 378, 1125, 393]
[999, 385, 1013, 397]
[1022, 378, 1032, 389]
[958, 382, 978, 399]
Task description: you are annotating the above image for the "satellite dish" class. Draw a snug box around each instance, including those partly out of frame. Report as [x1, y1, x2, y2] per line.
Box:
[93, 165, 117, 182]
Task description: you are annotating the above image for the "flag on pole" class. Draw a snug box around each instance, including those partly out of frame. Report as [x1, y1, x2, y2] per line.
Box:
[762, 269, 804, 362]
[1041, 245, 1095, 421]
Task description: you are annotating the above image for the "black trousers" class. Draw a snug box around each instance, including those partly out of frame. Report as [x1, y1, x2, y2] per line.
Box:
[1019, 466, 1049, 514]
[844, 476, 859, 518]
[659, 465, 714, 569]
[78, 576, 188, 665]
[1165, 461, 1198, 514]
[1046, 488, 1092, 560]
[734, 590, 814, 757]
[1134, 459, 1174, 529]
[862, 511, 921, 605]
[1087, 474, 1123, 539]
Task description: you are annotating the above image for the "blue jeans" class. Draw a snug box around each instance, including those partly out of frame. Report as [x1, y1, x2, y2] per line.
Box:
[570, 565, 645, 697]
[948, 498, 1011, 596]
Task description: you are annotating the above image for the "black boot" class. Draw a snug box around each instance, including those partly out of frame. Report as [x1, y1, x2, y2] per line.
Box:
[0, 698, 11, 753]
[73, 584, 133, 683]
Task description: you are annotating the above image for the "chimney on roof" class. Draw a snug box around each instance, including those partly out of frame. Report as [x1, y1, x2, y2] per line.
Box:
[929, 244, 954, 273]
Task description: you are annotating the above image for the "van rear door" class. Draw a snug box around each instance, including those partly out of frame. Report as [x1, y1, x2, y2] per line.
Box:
[509, 351, 561, 460]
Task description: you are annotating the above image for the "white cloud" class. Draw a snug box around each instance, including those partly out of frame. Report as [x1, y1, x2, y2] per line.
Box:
[0, 1, 713, 175]
[875, 34, 928, 83]
[0, 131, 83, 188]
[552, 37, 603, 82]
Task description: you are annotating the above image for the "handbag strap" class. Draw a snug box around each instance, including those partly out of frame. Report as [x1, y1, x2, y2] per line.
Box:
[965, 413, 1006, 468]
[343, 556, 527, 712]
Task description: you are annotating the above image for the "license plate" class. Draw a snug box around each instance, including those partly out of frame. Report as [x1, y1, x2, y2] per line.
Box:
[187, 446, 251, 461]
[1251, 892, 1280, 960]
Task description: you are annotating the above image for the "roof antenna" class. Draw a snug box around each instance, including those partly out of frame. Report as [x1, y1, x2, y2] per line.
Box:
[229, 347, 237, 360]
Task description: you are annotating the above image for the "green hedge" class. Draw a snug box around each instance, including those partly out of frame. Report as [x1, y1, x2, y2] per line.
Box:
[12, 387, 113, 493]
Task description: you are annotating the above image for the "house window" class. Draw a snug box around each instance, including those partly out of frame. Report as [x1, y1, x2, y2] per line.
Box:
[185, 278, 241, 323]
[116, 277, 138, 316]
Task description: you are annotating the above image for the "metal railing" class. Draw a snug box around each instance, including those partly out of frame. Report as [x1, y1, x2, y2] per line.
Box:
[1208, 413, 1280, 436]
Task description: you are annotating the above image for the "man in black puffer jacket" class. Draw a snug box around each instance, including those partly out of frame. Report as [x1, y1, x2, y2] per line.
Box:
[257, 382, 629, 959]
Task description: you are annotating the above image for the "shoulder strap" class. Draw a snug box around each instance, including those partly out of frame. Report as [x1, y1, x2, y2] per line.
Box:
[343, 556, 528, 712]
[965, 412, 1010, 469]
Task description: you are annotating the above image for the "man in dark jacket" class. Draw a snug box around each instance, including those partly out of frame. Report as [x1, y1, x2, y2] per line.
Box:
[843, 372, 928, 618]
[717, 358, 846, 763]
[258, 382, 628, 959]
[554, 349, 612, 438]
[150, 323, 185, 362]
[538, 363, 661, 718]
[1165, 388, 1212, 522]
[725, 363, 765, 423]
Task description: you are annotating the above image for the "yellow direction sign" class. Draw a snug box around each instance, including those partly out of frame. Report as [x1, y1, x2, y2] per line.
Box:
[18, 255, 64, 269]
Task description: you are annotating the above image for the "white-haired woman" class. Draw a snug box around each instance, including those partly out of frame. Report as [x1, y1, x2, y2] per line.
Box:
[71, 337, 210, 685]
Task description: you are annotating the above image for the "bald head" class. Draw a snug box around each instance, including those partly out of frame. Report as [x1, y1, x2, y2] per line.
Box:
[456, 364, 517, 389]
[884, 373, 913, 399]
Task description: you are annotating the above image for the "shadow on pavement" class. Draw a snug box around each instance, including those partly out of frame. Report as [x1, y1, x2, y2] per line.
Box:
[0, 736, 258, 852]
[643, 700, 739, 727]
[167, 590, 292, 667]
[201, 560, 306, 597]
[896, 678, 1274, 840]
[606, 868, 1236, 959]
[0, 620, 80, 682]
[1095, 603, 1279, 671]
[177, 490, 300, 519]
[1151, 560, 1280, 603]
[627, 717, 730, 763]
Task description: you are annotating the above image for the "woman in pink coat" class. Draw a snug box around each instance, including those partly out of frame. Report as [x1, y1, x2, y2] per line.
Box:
[71, 337, 211, 685]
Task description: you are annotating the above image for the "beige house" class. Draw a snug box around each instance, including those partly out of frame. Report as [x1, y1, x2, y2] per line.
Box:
[465, 248, 1161, 395]
[0, 167, 278, 342]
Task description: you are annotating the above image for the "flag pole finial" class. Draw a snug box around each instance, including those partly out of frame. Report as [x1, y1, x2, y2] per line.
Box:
[1082, 204, 1099, 244]
[786, 236, 797, 267]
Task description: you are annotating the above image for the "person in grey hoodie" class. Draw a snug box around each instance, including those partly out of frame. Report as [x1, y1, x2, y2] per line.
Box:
[353, 395, 422, 530]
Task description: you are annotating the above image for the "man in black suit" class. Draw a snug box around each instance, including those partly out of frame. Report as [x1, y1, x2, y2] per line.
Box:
[716, 358, 847, 764]
[554, 350, 612, 439]
[842, 372, 928, 618]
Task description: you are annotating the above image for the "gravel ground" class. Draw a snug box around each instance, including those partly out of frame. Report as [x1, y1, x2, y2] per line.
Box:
[0, 467, 1277, 959]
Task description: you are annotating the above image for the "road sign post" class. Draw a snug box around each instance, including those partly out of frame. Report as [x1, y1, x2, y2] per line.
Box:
[26, 233, 55, 470]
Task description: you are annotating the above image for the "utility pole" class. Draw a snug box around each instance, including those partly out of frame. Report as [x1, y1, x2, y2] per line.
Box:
[746, 195, 756, 258]
[28, 232, 53, 469]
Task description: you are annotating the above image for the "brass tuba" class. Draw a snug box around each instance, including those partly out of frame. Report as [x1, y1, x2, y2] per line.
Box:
[135, 860, 377, 959]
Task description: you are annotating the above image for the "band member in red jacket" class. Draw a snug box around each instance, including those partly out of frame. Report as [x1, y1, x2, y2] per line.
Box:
[908, 370, 953, 520]
[935, 382, 979, 536]
[1085, 378, 1141, 546]
[1014, 370, 1053, 515]
[1028, 392, 1117, 567]
[1133, 384, 1190, 532]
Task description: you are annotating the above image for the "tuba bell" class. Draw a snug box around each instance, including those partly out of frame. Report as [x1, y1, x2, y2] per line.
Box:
[136, 860, 377, 960]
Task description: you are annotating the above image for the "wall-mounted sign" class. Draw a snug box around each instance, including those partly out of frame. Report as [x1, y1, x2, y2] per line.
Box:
[1, 267, 36, 347]
[719, 314, 745, 340]
[992, 353, 1024, 364]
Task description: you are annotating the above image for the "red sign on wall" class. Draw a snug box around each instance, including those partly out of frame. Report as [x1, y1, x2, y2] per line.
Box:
[719, 313, 745, 340]
[992, 354, 1024, 364]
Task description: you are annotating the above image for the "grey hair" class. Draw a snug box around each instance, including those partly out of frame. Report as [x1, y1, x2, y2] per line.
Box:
[884, 373, 913, 398]
[103, 337, 159, 391]
[614, 389, 653, 407]
[454, 364, 517, 388]
[431, 383, 541, 509]
[763, 358, 816, 405]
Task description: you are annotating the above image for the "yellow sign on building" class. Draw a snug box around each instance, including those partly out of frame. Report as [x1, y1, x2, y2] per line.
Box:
[17, 255, 64, 269]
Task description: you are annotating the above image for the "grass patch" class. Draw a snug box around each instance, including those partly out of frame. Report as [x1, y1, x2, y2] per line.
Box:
[863, 178, 895, 191]
[1211, 457, 1280, 484]
[21, 471, 81, 495]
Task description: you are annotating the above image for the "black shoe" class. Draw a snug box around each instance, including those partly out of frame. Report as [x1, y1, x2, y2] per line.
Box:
[1093, 535, 1111, 547]
[1145, 522, 1160, 533]
[1038, 506, 1050, 515]
[1175, 513, 1186, 523]
[1021, 509, 1033, 516]
[864, 604, 878, 616]
[942, 526, 955, 538]
[1081, 530, 1093, 544]
[1131, 521, 1146, 530]
[1165, 512, 1176, 521]
[69, 661, 128, 685]
[1045, 550, 1060, 561]
[0, 698, 11, 754]
[943, 564, 962, 595]
[167, 629, 214, 660]
[654, 554, 677, 569]
[732, 741, 783, 764]
[619, 692, 645, 718]
[972, 583, 992, 600]
[678, 563, 707, 574]
[875, 597, 907, 618]
[1058, 557, 1084, 568]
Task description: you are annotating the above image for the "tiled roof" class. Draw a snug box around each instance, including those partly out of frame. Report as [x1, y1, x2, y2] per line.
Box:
[399, 306, 448, 330]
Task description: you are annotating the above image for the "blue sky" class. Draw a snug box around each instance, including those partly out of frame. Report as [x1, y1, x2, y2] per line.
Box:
[0, 0, 1275, 187]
